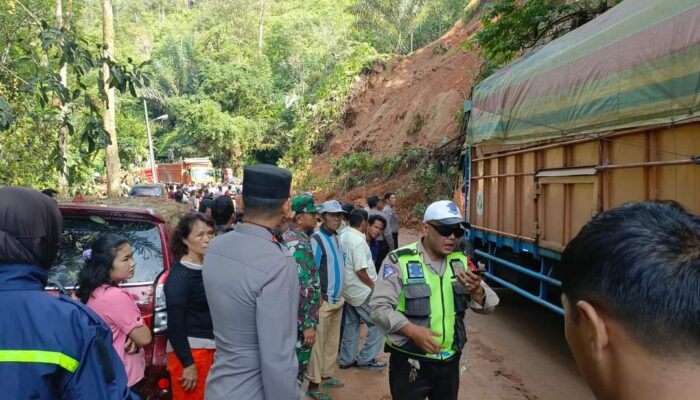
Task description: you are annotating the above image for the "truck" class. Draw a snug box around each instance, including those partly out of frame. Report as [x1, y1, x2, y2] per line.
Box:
[144, 157, 216, 186]
[461, 0, 700, 314]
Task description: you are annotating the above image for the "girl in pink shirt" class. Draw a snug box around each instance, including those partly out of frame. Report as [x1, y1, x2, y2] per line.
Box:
[76, 235, 152, 390]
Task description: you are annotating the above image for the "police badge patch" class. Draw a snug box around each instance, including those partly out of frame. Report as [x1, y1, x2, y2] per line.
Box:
[383, 265, 396, 279]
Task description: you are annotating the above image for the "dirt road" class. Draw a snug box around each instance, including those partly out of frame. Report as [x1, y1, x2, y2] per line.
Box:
[315, 230, 594, 400]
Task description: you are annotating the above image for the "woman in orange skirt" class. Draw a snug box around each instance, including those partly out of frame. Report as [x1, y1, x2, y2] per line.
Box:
[165, 213, 216, 399]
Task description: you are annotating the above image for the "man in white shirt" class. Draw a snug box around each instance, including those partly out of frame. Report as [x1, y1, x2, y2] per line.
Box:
[339, 209, 386, 371]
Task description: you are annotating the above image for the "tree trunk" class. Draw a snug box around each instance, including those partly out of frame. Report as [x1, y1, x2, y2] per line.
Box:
[56, 0, 72, 193]
[258, 0, 265, 56]
[102, 0, 121, 197]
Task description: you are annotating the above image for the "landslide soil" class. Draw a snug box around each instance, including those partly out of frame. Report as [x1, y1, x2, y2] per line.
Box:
[314, 17, 483, 223]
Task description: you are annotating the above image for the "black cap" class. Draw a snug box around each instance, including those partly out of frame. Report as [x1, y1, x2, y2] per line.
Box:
[243, 164, 292, 200]
[341, 203, 355, 214]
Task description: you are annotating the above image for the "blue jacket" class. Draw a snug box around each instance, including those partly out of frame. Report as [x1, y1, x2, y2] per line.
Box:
[0, 264, 138, 399]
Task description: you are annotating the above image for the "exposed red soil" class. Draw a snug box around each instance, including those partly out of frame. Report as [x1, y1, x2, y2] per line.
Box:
[326, 18, 482, 159]
[313, 17, 483, 222]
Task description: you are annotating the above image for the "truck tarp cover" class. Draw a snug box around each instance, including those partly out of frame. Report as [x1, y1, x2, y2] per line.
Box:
[467, 0, 700, 145]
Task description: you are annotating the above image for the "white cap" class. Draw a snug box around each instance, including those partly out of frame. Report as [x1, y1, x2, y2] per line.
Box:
[320, 200, 346, 214]
[423, 200, 469, 226]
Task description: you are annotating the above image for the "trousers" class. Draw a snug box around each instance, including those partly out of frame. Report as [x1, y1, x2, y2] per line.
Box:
[339, 295, 384, 366]
[388, 351, 460, 400]
[167, 349, 215, 400]
[306, 299, 344, 384]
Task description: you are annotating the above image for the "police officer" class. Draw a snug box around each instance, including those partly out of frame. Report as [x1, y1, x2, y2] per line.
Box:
[203, 164, 299, 400]
[370, 200, 500, 400]
[0, 186, 136, 399]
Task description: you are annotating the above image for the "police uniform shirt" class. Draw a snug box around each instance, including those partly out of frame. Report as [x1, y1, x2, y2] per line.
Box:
[203, 223, 300, 400]
[370, 240, 499, 347]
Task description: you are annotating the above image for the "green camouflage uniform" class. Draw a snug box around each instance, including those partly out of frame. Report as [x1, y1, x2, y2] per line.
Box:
[282, 225, 320, 383]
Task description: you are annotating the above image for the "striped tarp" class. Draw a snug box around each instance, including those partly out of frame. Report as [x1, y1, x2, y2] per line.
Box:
[467, 0, 700, 145]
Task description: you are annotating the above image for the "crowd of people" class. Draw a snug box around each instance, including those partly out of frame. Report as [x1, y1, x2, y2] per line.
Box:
[0, 163, 699, 400]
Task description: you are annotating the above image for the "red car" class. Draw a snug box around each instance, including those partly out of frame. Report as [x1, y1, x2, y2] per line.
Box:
[49, 201, 182, 399]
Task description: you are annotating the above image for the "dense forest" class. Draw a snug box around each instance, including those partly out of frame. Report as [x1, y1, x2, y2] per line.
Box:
[0, 0, 470, 194]
[0, 0, 618, 195]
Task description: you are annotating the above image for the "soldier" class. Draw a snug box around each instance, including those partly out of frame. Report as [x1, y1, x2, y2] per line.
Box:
[370, 200, 500, 400]
[282, 195, 321, 384]
[203, 164, 298, 400]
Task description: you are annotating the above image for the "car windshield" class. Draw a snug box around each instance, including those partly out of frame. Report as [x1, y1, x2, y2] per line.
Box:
[190, 168, 214, 180]
[130, 186, 162, 197]
[49, 216, 164, 289]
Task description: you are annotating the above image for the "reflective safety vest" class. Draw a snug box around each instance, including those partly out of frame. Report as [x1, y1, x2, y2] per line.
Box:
[386, 242, 471, 361]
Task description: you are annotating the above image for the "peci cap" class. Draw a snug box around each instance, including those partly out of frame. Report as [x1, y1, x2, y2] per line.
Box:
[243, 164, 292, 200]
[320, 200, 347, 215]
[341, 203, 355, 215]
[291, 196, 319, 213]
[423, 200, 470, 228]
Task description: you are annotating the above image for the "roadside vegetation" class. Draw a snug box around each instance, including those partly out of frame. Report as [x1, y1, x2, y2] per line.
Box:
[0, 0, 621, 196]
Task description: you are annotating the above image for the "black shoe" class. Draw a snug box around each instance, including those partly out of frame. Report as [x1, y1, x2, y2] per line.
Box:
[339, 361, 357, 369]
[357, 360, 386, 371]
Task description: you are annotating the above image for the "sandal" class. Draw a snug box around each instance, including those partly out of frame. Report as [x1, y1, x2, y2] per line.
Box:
[320, 378, 344, 388]
[305, 389, 332, 400]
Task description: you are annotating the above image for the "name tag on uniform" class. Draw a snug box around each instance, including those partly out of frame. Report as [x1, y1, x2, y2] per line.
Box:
[406, 261, 425, 283]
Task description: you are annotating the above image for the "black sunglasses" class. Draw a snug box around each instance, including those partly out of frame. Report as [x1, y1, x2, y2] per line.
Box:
[428, 223, 465, 238]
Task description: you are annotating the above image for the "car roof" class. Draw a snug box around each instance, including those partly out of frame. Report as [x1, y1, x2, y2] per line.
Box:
[131, 184, 162, 189]
[58, 198, 189, 227]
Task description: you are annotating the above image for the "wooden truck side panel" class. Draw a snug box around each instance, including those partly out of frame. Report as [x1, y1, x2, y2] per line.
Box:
[470, 122, 700, 253]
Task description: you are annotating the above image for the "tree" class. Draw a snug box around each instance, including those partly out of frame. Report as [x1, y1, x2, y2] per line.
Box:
[55, 0, 72, 192]
[258, 0, 266, 56]
[471, 0, 620, 79]
[101, 0, 120, 197]
[0, 0, 149, 192]
[349, 0, 427, 55]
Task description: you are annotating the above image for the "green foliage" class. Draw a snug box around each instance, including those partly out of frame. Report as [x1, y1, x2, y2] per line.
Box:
[349, 0, 466, 55]
[407, 113, 424, 136]
[471, 0, 620, 74]
[2, 0, 476, 190]
[412, 202, 428, 219]
[324, 147, 428, 194]
[331, 151, 378, 191]
[411, 159, 458, 217]
[0, 2, 149, 191]
[461, 0, 483, 23]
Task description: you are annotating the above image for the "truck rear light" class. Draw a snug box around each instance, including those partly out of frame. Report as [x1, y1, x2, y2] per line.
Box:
[153, 270, 169, 334]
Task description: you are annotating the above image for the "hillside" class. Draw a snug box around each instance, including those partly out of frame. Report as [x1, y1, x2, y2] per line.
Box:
[313, 16, 484, 223]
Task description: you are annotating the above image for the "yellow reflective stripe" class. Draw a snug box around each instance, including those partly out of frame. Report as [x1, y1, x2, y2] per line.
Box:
[0, 350, 79, 372]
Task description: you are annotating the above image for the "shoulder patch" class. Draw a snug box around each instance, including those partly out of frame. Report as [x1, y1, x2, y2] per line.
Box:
[388, 252, 398, 263]
[383, 264, 396, 279]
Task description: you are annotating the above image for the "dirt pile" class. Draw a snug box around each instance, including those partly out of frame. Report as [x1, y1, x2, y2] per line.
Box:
[314, 16, 484, 223]
[327, 18, 481, 158]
